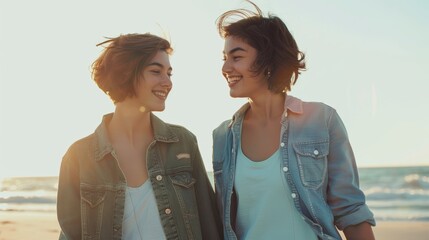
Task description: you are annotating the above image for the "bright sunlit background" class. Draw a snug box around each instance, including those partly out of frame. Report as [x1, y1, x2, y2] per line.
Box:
[1, 0, 428, 178]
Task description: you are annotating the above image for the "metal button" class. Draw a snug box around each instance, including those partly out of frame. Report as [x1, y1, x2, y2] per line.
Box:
[165, 208, 172, 215]
[291, 193, 297, 198]
[280, 142, 285, 147]
[156, 175, 163, 181]
[313, 149, 319, 155]
[282, 167, 288, 172]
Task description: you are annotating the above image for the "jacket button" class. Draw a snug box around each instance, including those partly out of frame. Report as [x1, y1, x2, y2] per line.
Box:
[283, 167, 288, 172]
[165, 208, 172, 215]
[291, 193, 297, 198]
[313, 149, 319, 155]
[156, 175, 163, 181]
[280, 142, 285, 147]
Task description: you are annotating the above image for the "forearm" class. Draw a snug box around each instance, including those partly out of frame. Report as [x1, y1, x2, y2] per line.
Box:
[343, 222, 375, 240]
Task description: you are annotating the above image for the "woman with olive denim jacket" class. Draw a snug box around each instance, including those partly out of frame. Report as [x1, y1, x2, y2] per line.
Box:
[57, 33, 221, 240]
[212, 1, 375, 239]
[59, 113, 221, 240]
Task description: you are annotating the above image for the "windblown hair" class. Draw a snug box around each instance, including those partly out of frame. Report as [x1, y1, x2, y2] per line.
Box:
[91, 33, 173, 103]
[216, 0, 306, 93]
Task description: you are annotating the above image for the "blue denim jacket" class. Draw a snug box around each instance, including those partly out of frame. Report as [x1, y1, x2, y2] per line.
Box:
[212, 95, 375, 240]
[57, 113, 222, 240]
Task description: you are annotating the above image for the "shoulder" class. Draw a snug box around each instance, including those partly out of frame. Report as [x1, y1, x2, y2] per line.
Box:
[213, 120, 231, 137]
[212, 119, 231, 153]
[165, 122, 198, 141]
[301, 99, 335, 112]
[293, 97, 337, 119]
[59, 133, 97, 176]
[285, 95, 335, 116]
[151, 113, 198, 143]
[287, 96, 342, 129]
[64, 133, 96, 159]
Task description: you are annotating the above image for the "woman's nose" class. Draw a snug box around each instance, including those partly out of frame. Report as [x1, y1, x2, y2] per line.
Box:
[161, 75, 172, 88]
[222, 60, 232, 75]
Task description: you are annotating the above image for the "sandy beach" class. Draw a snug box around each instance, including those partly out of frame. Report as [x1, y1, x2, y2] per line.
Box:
[1, 211, 428, 239]
[0, 211, 60, 240]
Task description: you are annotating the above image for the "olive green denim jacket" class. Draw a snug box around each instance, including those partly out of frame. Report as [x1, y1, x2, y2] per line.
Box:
[57, 113, 222, 240]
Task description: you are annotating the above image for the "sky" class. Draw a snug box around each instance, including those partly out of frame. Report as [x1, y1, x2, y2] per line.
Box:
[1, 0, 428, 178]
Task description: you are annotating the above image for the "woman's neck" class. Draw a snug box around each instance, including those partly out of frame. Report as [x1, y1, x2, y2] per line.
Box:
[108, 103, 153, 148]
[247, 92, 285, 123]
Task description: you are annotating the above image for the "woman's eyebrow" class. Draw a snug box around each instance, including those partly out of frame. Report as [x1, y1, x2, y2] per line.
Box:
[223, 47, 246, 55]
[147, 62, 172, 71]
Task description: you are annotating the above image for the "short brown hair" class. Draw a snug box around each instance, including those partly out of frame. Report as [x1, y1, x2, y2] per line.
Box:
[216, 1, 306, 93]
[91, 33, 173, 103]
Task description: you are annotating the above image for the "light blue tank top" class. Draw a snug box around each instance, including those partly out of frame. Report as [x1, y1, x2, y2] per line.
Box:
[122, 180, 166, 240]
[235, 145, 318, 240]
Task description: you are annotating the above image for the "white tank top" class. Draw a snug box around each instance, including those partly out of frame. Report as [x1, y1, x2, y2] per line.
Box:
[122, 180, 166, 240]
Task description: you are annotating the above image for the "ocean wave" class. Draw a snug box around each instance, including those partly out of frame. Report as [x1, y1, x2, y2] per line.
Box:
[364, 186, 429, 201]
[0, 176, 58, 192]
[403, 174, 429, 189]
[375, 215, 429, 222]
[0, 195, 56, 204]
[0, 203, 56, 212]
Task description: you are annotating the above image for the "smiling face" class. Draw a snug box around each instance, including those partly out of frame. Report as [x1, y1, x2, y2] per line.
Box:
[132, 50, 172, 112]
[222, 36, 267, 98]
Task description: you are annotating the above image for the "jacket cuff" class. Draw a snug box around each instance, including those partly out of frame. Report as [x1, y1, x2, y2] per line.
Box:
[335, 205, 376, 230]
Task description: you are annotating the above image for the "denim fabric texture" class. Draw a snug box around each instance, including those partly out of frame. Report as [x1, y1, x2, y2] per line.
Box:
[57, 113, 222, 240]
[212, 95, 375, 240]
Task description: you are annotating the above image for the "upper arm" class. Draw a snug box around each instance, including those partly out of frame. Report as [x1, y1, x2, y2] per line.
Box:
[326, 110, 375, 229]
[57, 150, 82, 239]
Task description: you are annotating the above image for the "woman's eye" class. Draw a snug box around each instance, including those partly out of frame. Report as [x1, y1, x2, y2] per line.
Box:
[151, 70, 161, 74]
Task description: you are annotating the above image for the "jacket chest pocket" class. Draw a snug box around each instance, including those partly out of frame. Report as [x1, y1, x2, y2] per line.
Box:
[170, 172, 198, 218]
[293, 141, 329, 189]
[81, 185, 106, 239]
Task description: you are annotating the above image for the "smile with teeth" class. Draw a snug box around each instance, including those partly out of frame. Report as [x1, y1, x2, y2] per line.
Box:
[153, 90, 168, 99]
[227, 76, 242, 84]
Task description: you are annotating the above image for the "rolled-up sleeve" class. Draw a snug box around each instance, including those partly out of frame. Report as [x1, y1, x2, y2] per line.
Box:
[326, 110, 376, 230]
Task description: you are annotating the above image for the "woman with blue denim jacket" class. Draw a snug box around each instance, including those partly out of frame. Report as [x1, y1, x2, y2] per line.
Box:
[212, 1, 375, 239]
[57, 33, 222, 240]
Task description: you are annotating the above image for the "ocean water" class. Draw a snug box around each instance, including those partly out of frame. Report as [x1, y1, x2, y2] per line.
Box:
[1, 166, 428, 222]
[359, 166, 429, 221]
[0, 176, 57, 213]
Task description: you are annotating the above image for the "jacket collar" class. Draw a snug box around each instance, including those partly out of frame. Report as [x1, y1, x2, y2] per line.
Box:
[284, 95, 304, 114]
[94, 112, 178, 162]
[228, 94, 303, 128]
